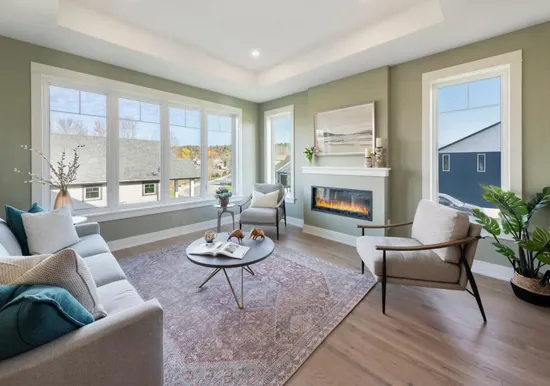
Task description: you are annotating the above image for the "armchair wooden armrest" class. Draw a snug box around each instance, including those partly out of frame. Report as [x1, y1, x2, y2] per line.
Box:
[358, 221, 413, 236]
[375, 236, 482, 251]
[238, 195, 252, 213]
[275, 192, 286, 209]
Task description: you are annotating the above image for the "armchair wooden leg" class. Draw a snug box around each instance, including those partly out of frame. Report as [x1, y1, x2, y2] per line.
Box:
[382, 250, 387, 315]
[361, 260, 364, 274]
[462, 256, 487, 323]
[276, 221, 279, 240]
[239, 222, 242, 230]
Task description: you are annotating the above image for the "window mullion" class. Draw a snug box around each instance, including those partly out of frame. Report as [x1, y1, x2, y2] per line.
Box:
[160, 102, 170, 204]
[200, 108, 208, 199]
[107, 92, 119, 210]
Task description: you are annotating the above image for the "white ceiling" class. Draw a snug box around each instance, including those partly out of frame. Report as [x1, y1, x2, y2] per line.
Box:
[1, 0, 550, 102]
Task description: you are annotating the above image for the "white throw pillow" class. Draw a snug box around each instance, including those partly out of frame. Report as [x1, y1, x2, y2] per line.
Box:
[250, 190, 280, 208]
[22, 206, 79, 255]
[0, 249, 107, 319]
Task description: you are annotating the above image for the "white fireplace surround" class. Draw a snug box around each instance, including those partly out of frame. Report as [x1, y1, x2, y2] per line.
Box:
[302, 166, 390, 177]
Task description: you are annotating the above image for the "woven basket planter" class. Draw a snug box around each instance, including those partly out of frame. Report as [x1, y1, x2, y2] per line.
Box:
[511, 272, 550, 306]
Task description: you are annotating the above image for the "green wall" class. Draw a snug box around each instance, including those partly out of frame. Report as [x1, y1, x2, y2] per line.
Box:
[0, 36, 259, 242]
[259, 21, 550, 267]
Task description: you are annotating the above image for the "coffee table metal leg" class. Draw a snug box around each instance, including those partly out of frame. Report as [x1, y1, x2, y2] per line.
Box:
[243, 265, 255, 275]
[222, 268, 244, 309]
[198, 268, 221, 288]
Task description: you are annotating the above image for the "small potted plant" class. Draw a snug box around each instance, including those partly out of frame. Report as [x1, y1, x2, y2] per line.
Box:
[473, 185, 550, 306]
[214, 186, 232, 208]
[304, 146, 315, 166]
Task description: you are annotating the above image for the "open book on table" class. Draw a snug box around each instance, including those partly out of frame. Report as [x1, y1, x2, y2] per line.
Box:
[190, 242, 250, 259]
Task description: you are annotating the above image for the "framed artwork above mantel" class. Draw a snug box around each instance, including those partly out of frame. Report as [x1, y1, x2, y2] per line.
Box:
[314, 102, 375, 156]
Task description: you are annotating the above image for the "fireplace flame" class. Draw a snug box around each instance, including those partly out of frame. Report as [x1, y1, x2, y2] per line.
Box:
[314, 199, 369, 215]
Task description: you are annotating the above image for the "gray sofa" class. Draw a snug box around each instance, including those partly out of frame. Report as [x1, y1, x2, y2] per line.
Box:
[0, 219, 164, 386]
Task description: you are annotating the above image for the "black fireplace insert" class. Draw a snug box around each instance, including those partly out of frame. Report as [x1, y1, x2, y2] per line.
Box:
[311, 186, 372, 221]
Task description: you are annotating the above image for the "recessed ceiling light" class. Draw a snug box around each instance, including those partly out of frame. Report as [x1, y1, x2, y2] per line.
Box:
[250, 49, 261, 58]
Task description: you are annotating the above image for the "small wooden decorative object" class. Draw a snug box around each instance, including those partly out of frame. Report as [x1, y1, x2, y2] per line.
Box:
[204, 230, 217, 243]
[375, 147, 385, 168]
[248, 228, 265, 241]
[227, 229, 245, 244]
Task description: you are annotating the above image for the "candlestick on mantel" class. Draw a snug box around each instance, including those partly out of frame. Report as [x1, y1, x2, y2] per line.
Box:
[375, 137, 383, 148]
[365, 147, 372, 157]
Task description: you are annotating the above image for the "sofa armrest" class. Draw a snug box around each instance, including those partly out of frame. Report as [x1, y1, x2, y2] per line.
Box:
[75, 222, 100, 238]
[0, 299, 164, 386]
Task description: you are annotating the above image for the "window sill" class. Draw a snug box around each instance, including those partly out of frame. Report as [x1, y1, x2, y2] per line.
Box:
[83, 196, 244, 223]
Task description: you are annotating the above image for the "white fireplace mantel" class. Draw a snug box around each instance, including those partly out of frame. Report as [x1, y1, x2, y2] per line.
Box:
[301, 166, 390, 177]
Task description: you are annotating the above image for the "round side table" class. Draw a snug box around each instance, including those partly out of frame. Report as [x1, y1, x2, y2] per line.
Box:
[214, 203, 235, 232]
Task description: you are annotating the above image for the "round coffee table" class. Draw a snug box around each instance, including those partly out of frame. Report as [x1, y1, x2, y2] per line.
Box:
[186, 232, 275, 309]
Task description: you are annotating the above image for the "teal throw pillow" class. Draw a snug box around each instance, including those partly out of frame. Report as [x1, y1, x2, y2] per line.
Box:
[4, 203, 45, 255]
[0, 285, 93, 360]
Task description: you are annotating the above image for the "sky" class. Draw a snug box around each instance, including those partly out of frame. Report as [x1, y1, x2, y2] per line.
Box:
[49, 86, 232, 147]
[437, 76, 501, 148]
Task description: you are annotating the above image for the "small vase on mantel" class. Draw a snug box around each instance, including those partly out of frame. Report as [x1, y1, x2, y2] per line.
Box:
[54, 188, 73, 211]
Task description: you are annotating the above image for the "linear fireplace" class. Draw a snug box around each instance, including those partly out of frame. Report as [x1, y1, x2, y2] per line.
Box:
[311, 186, 372, 221]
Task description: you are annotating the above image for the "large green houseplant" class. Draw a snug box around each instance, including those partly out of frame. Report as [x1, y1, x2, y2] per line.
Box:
[473, 185, 550, 305]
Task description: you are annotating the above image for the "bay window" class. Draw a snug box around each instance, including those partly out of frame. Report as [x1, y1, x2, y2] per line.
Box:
[32, 64, 241, 220]
[264, 105, 294, 202]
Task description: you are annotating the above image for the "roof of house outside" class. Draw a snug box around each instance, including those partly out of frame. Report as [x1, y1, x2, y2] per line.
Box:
[438, 122, 501, 152]
[50, 133, 200, 184]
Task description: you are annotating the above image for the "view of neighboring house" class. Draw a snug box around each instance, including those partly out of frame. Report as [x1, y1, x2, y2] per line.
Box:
[438, 122, 501, 207]
[50, 133, 200, 209]
[275, 154, 291, 192]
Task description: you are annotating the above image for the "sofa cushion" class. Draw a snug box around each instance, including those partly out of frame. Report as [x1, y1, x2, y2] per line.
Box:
[0, 249, 107, 319]
[22, 206, 79, 255]
[85, 253, 127, 287]
[67, 234, 110, 258]
[357, 236, 461, 284]
[410, 199, 470, 264]
[0, 285, 93, 360]
[0, 220, 22, 256]
[97, 280, 143, 315]
[240, 207, 277, 224]
[4, 203, 45, 255]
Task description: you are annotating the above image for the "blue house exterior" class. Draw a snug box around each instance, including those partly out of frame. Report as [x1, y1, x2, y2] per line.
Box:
[438, 122, 501, 208]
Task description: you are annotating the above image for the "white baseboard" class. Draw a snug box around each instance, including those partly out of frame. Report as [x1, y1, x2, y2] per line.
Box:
[302, 224, 357, 247]
[286, 216, 304, 227]
[107, 215, 240, 251]
[471, 260, 513, 281]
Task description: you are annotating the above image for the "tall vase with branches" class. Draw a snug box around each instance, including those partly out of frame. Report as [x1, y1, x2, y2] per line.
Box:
[473, 185, 550, 305]
[15, 144, 84, 210]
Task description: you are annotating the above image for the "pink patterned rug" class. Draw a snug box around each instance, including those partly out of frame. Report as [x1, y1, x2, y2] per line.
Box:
[120, 243, 376, 386]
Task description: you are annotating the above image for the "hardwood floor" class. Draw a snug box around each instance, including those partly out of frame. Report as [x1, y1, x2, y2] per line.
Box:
[113, 225, 550, 386]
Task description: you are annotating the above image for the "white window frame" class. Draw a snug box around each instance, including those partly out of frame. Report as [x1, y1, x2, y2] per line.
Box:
[442, 154, 451, 172]
[477, 153, 486, 173]
[422, 51, 522, 203]
[84, 186, 102, 201]
[31, 63, 243, 222]
[264, 105, 295, 203]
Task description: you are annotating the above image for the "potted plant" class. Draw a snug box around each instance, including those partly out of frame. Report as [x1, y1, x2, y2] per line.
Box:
[304, 146, 315, 166]
[473, 185, 550, 306]
[214, 186, 232, 208]
[15, 144, 83, 211]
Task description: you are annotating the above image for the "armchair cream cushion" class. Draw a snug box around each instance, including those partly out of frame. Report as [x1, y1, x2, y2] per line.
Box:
[357, 236, 461, 284]
[250, 190, 279, 208]
[411, 199, 470, 264]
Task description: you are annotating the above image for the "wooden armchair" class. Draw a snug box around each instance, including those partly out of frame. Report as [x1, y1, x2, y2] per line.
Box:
[356, 199, 486, 322]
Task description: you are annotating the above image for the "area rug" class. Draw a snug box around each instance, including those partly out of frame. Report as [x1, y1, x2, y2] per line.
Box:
[120, 243, 376, 386]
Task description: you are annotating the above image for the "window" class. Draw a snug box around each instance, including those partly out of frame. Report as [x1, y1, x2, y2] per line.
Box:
[32, 64, 242, 220]
[264, 105, 294, 201]
[422, 51, 522, 217]
[142, 183, 157, 196]
[207, 113, 234, 196]
[477, 154, 486, 172]
[84, 186, 101, 201]
[48, 85, 107, 210]
[442, 154, 450, 172]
